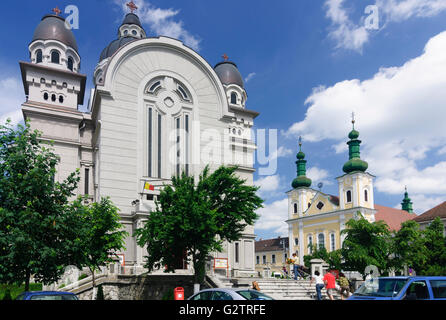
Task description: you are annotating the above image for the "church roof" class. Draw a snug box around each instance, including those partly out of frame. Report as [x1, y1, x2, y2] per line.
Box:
[99, 36, 138, 61]
[374, 204, 416, 232]
[121, 13, 143, 28]
[31, 15, 78, 52]
[412, 201, 446, 223]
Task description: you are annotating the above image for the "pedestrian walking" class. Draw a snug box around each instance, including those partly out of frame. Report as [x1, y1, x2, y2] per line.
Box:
[323, 270, 336, 300]
[311, 270, 325, 300]
[291, 253, 303, 280]
[338, 272, 350, 300]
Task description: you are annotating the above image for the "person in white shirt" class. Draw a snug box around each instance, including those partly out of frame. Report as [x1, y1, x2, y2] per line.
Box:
[311, 270, 325, 300]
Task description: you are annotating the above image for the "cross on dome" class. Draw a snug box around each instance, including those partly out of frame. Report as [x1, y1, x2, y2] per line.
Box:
[126, 1, 138, 13]
[222, 53, 229, 61]
[52, 6, 62, 16]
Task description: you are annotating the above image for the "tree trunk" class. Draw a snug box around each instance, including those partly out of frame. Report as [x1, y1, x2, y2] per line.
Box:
[25, 268, 31, 292]
[90, 267, 96, 300]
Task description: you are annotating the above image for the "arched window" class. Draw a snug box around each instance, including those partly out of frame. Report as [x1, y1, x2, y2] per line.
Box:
[51, 50, 60, 64]
[67, 57, 74, 71]
[36, 49, 43, 63]
[308, 235, 313, 254]
[231, 92, 237, 104]
[59, 95, 64, 104]
[51, 94, 56, 102]
[330, 233, 336, 251]
[293, 203, 298, 214]
[43, 92, 48, 100]
[364, 189, 368, 202]
[318, 233, 325, 249]
[294, 238, 299, 246]
[346, 190, 352, 203]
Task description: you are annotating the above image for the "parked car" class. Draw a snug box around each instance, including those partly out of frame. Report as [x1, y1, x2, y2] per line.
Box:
[348, 276, 446, 300]
[15, 291, 79, 300]
[188, 288, 275, 300]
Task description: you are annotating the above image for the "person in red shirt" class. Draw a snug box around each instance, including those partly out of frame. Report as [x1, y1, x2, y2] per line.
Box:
[323, 270, 336, 300]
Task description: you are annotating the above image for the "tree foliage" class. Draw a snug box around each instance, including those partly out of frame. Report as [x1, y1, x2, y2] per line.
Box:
[135, 165, 263, 283]
[341, 213, 392, 277]
[0, 120, 80, 290]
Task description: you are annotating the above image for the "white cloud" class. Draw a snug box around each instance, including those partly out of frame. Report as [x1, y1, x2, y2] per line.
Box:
[376, 0, 446, 22]
[254, 174, 281, 194]
[307, 167, 333, 186]
[244, 72, 256, 83]
[324, 0, 370, 52]
[286, 31, 446, 200]
[114, 0, 201, 51]
[255, 198, 289, 236]
[0, 77, 24, 126]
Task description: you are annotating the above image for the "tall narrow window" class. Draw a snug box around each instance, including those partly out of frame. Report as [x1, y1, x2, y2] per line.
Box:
[235, 243, 240, 263]
[158, 114, 162, 178]
[185, 115, 190, 176]
[330, 233, 336, 252]
[293, 203, 298, 214]
[272, 254, 276, 264]
[262, 255, 266, 264]
[148, 108, 152, 177]
[51, 50, 60, 64]
[67, 57, 74, 71]
[84, 168, 90, 195]
[364, 189, 368, 202]
[176, 118, 180, 177]
[231, 92, 237, 104]
[346, 190, 352, 203]
[308, 235, 313, 254]
[36, 49, 43, 63]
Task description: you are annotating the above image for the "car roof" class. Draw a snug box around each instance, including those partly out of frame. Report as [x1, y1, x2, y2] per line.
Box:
[23, 291, 75, 295]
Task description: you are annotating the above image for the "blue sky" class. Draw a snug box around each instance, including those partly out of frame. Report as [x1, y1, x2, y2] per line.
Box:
[1, 0, 446, 240]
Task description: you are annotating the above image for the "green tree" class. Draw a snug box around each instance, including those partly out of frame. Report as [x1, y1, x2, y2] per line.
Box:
[68, 197, 128, 297]
[0, 120, 80, 291]
[420, 217, 446, 276]
[303, 246, 342, 271]
[135, 166, 262, 284]
[391, 220, 426, 274]
[341, 213, 392, 278]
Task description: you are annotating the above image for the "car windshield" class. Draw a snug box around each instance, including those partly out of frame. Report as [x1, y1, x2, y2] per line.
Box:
[354, 278, 408, 297]
[236, 290, 274, 300]
[30, 294, 78, 300]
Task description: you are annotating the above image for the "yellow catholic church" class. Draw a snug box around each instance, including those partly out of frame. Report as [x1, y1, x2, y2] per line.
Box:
[286, 118, 415, 265]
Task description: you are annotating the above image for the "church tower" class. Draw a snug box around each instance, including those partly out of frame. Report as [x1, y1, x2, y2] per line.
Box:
[401, 187, 414, 213]
[19, 8, 91, 199]
[336, 115, 375, 210]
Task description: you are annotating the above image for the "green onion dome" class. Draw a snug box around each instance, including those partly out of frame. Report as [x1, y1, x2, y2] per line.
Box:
[292, 138, 312, 189]
[342, 128, 368, 174]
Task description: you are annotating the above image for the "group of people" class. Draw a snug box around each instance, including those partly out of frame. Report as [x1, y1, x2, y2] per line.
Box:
[311, 270, 351, 300]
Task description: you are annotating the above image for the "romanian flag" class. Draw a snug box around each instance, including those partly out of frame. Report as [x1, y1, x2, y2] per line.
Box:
[144, 182, 155, 191]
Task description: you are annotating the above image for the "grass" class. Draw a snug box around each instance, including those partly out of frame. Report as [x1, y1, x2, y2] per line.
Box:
[0, 283, 43, 300]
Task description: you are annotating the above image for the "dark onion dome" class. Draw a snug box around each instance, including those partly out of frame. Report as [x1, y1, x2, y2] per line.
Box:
[121, 13, 143, 28]
[99, 37, 138, 61]
[342, 128, 368, 174]
[214, 61, 244, 88]
[31, 15, 78, 52]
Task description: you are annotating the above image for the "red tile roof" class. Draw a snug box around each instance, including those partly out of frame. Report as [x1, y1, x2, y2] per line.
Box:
[412, 201, 446, 223]
[374, 204, 416, 232]
[255, 237, 289, 253]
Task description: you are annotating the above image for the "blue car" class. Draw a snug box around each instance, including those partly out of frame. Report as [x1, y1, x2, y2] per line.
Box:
[348, 276, 446, 300]
[15, 291, 79, 300]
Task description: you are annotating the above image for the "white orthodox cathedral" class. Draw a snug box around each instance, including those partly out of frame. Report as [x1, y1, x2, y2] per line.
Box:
[19, 6, 259, 276]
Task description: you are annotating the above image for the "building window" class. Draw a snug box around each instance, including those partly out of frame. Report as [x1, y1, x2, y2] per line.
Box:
[318, 233, 325, 250]
[176, 117, 181, 177]
[84, 168, 90, 195]
[231, 92, 237, 104]
[158, 114, 162, 178]
[272, 254, 276, 264]
[51, 94, 56, 102]
[364, 189, 368, 202]
[185, 114, 190, 176]
[308, 235, 313, 254]
[294, 238, 299, 246]
[235, 243, 240, 263]
[317, 201, 324, 210]
[262, 255, 266, 264]
[67, 57, 74, 71]
[40, 78, 46, 84]
[330, 233, 335, 252]
[256, 256, 260, 265]
[293, 203, 298, 214]
[43, 92, 48, 100]
[51, 50, 60, 64]
[59, 95, 64, 104]
[284, 253, 288, 262]
[132, 30, 138, 36]
[148, 108, 153, 177]
[36, 49, 43, 63]
[346, 190, 352, 203]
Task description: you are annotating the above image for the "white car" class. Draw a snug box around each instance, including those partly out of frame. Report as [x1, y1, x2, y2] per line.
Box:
[188, 288, 274, 300]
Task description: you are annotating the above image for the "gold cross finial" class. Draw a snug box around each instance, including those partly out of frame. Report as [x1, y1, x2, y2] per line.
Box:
[52, 6, 62, 16]
[351, 111, 356, 129]
[222, 53, 229, 61]
[298, 136, 302, 150]
[126, 1, 138, 13]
